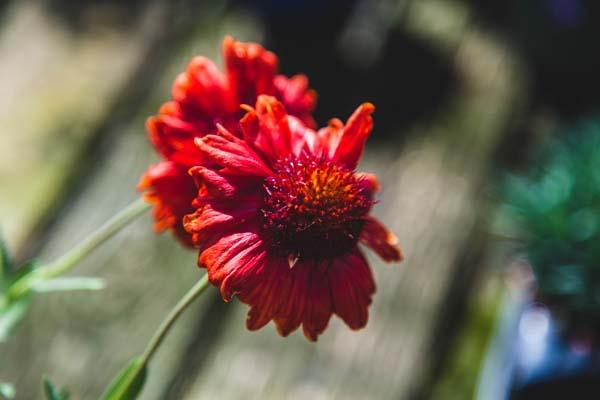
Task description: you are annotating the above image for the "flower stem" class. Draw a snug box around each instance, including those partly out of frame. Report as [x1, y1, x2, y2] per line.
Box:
[140, 273, 210, 365]
[102, 274, 211, 399]
[7, 198, 150, 301]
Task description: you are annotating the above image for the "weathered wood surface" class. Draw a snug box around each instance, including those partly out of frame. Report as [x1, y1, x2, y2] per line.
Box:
[0, 1, 525, 399]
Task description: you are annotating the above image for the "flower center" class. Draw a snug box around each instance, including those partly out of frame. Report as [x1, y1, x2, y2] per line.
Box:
[261, 156, 372, 260]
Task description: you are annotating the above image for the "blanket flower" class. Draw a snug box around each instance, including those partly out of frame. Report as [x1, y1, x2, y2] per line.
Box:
[184, 95, 402, 340]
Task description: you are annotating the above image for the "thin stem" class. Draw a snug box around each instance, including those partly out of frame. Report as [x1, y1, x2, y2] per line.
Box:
[140, 274, 210, 366]
[102, 275, 211, 399]
[7, 198, 150, 301]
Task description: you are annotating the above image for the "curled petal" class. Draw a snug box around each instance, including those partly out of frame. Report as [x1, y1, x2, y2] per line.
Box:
[198, 231, 268, 301]
[332, 103, 375, 169]
[194, 127, 273, 176]
[360, 216, 403, 262]
[183, 195, 260, 250]
[329, 251, 376, 330]
[189, 166, 260, 200]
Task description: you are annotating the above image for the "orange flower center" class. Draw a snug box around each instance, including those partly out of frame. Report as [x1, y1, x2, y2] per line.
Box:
[261, 156, 372, 260]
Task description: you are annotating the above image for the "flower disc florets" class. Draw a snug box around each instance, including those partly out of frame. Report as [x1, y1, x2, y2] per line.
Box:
[262, 155, 372, 260]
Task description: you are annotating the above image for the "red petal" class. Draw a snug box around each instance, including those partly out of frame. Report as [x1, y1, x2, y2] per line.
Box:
[329, 250, 376, 330]
[189, 166, 260, 200]
[274, 263, 310, 337]
[357, 172, 380, 200]
[240, 95, 294, 163]
[137, 161, 197, 247]
[194, 127, 273, 176]
[223, 36, 278, 107]
[360, 216, 403, 262]
[301, 261, 333, 341]
[306, 118, 344, 159]
[173, 56, 229, 118]
[183, 195, 260, 248]
[146, 111, 207, 168]
[332, 103, 375, 169]
[198, 231, 267, 301]
[273, 74, 317, 129]
[240, 257, 292, 331]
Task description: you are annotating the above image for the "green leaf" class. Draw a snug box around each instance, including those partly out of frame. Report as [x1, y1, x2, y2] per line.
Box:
[8, 260, 39, 286]
[0, 296, 30, 342]
[0, 235, 12, 288]
[43, 377, 70, 400]
[102, 357, 147, 400]
[32, 277, 105, 293]
[0, 382, 15, 400]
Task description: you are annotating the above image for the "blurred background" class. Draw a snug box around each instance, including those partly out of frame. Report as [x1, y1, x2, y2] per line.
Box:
[1, 0, 600, 398]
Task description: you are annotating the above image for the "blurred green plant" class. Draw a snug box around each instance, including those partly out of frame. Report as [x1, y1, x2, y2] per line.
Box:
[0, 382, 15, 400]
[501, 118, 600, 321]
[43, 377, 70, 400]
[0, 199, 149, 342]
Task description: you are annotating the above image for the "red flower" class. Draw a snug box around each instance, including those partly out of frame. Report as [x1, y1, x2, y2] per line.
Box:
[139, 37, 317, 245]
[184, 95, 402, 341]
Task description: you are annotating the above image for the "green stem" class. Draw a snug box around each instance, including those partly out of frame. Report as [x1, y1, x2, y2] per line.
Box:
[7, 198, 150, 301]
[139, 274, 210, 365]
[103, 274, 211, 399]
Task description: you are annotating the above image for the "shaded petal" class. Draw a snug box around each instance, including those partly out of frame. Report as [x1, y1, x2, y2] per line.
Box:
[305, 118, 344, 159]
[237, 260, 335, 341]
[360, 216, 403, 262]
[274, 262, 310, 337]
[329, 250, 376, 330]
[301, 261, 333, 341]
[198, 231, 268, 301]
[137, 161, 197, 247]
[240, 95, 293, 163]
[146, 102, 208, 167]
[357, 172, 380, 200]
[183, 194, 260, 250]
[224, 36, 278, 107]
[194, 125, 273, 176]
[240, 257, 292, 331]
[189, 166, 261, 200]
[274, 74, 317, 128]
[332, 103, 375, 169]
[173, 56, 229, 118]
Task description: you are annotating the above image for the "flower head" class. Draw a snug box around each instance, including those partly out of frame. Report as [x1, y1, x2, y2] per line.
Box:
[139, 37, 317, 245]
[184, 95, 402, 340]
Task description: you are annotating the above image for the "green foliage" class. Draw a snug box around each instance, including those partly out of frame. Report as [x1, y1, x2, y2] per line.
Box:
[32, 277, 105, 293]
[0, 235, 105, 342]
[0, 236, 11, 288]
[43, 377, 70, 400]
[101, 357, 147, 400]
[0, 382, 15, 400]
[501, 119, 600, 318]
[0, 296, 30, 342]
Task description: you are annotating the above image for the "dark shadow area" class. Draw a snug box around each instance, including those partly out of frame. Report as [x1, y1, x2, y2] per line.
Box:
[42, 0, 147, 30]
[472, 0, 600, 119]
[240, 0, 457, 141]
[511, 374, 600, 400]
